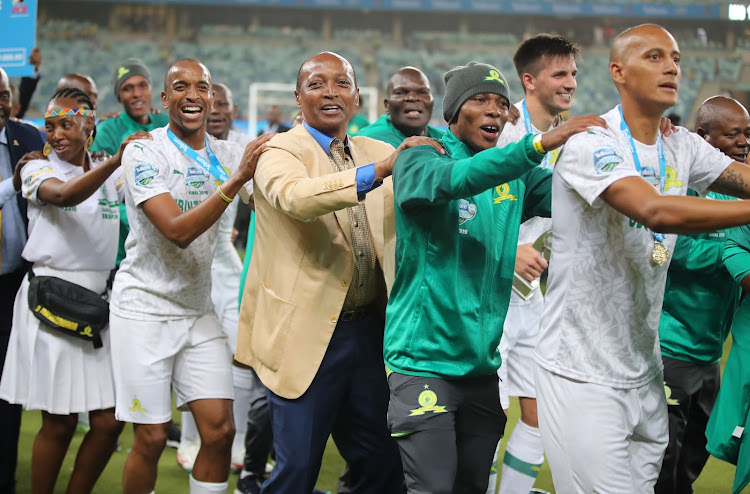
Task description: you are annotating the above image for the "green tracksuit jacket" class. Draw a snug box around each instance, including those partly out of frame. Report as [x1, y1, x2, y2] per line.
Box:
[706, 224, 750, 494]
[383, 129, 550, 379]
[659, 191, 739, 365]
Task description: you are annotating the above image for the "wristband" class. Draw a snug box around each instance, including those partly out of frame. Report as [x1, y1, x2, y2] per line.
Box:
[217, 186, 234, 204]
[532, 134, 546, 154]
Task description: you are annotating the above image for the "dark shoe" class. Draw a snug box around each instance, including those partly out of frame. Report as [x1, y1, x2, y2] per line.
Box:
[234, 473, 263, 494]
[166, 421, 181, 449]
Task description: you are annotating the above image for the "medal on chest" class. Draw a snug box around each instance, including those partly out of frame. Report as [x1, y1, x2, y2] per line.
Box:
[652, 241, 670, 267]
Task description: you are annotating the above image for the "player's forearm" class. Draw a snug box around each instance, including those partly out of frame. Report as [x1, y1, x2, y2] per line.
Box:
[708, 162, 750, 199]
[39, 159, 119, 207]
[639, 195, 750, 235]
[152, 192, 231, 249]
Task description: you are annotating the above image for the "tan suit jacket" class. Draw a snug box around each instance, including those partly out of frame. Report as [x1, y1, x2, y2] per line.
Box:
[235, 124, 396, 399]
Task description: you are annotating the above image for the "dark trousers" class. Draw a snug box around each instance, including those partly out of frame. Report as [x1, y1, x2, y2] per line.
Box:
[261, 313, 402, 494]
[388, 373, 506, 494]
[655, 356, 721, 494]
[0, 270, 24, 494]
[243, 367, 273, 477]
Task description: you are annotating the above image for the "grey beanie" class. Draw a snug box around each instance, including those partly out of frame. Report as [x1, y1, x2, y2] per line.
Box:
[442, 62, 510, 123]
[113, 58, 151, 100]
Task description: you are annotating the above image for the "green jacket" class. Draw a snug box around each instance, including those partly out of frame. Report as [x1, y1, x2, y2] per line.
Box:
[383, 129, 550, 379]
[706, 223, 750, 494]
[91, 111, 169, 156]
[359, 115, 444, 149]
[659, 191, 739, 364]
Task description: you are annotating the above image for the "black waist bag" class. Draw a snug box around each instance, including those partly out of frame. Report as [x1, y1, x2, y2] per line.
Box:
[27, 270, 109, 349]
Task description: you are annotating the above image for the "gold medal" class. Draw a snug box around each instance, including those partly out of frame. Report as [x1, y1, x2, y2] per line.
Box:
[652, 241, 670, 267]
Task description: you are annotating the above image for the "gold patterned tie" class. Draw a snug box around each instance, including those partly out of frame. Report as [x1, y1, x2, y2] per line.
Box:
[329, 139, 377, 310]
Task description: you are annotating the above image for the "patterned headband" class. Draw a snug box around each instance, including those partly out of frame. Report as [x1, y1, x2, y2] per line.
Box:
[44, 108, 96, 119]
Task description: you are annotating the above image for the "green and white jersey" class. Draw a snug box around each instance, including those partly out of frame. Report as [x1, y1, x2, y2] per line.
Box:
[111, 127, 248, 321]
[536, 106, 733, 389]
[91, 111, 169, 156]
[358, 115, 444, 149]
[21, 153, 120, 271]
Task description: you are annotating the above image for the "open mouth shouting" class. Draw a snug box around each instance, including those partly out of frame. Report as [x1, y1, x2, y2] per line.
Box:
[480, 124, 500, 140]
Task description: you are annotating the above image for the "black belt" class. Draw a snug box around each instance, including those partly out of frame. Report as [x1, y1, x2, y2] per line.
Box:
[340, 307, 371, 322]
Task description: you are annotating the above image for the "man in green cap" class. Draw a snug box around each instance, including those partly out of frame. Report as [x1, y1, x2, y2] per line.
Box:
[383, 61, 604, 493]
[360, 67, 443, 147]
[92, 58, 168, 155]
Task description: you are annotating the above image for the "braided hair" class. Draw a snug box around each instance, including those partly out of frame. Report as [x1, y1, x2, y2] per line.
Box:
[48, 87, 97, 141]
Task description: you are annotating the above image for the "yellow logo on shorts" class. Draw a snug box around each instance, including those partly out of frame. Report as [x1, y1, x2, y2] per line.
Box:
[129, 398, 147, 413]
[494, 184, 517, 204]
[409, 390, 447, 416]
[664, 383, 680, 406]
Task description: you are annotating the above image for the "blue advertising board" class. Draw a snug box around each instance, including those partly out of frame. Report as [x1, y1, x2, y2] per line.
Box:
[0, 0, 37, 77]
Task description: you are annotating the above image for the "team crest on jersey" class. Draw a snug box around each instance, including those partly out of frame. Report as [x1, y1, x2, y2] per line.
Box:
[186, 167, 209, 189]
[593, 148, 623, 175]
[494, 183, 517, 203]
[664, 166, 682, 191]
[134, 163, 158, 186]
[409, 388, 447, 416]
[458, 199, 477, 224]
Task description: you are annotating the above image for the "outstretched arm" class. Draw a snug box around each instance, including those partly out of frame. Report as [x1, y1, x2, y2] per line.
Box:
[601, 176, 750, 234]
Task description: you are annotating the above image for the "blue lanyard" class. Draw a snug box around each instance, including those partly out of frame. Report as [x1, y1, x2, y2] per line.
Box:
[522, 100, 552, 169]
[618, 105, 666, 243]
[167, 128, 228, 183]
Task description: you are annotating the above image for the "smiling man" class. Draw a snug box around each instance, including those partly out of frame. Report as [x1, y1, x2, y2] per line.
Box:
[109, 59, 271, 494]
[534, 25, 750, 493]
[491, 34, 580, 494]
[383, 61, 603, 493]
[92, 58, 168, 156]
[360, 66, 443, 147]
[235, 51, 441, 493]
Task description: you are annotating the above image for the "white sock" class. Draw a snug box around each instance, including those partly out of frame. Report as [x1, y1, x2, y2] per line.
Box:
[486, 440, 501, 494]
[189, 475, 228, 494]
[232, 366, 253, 448]
[498, 420, 544, 494]
[181, 411, 200, 445]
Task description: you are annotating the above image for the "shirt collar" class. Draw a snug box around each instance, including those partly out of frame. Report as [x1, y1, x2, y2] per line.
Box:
[304, 122, 349, 156]
[0, 127, 7, 145]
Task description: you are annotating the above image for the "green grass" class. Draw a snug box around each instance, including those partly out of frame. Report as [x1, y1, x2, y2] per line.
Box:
[15, 397, 743, 493]
[14, 340, 747, 493]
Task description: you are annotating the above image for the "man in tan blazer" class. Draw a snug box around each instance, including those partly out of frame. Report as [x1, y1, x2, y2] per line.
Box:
[235, 52, 441, 493]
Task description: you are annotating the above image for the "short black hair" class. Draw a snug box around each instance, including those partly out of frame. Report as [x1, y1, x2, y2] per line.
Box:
[513, 34, 581, 81]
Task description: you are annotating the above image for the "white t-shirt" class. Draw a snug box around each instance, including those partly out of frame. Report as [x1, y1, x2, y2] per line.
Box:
[21, 153, 120, 271]
[111, 126, 247, 321]
[535, 106, 733, 388]
[498, 100, 558, 302]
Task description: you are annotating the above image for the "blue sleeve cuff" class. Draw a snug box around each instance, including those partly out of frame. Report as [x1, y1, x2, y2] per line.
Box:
[355, 164, 382, 199]
[0, 178, 18, 208]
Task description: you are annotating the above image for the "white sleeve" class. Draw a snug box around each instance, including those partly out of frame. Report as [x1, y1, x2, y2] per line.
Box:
[555, 130, 641, 208]
[122, 140, 171, 207]
[682, 130, 734, 194]
[21, 159, 63, 206]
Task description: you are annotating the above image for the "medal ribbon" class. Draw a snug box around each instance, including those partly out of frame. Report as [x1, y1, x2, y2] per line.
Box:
[618, 105, 666, 244]
[167, 129, 228, 183]
[522, 100, 552, 169]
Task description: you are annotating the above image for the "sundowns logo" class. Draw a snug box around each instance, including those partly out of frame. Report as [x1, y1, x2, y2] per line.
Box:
[493, 184, 517, 204]
[484, 70, 504, 84]
[186, 167, 209, 189]
[409, 386, 447, 416]
[664, 166, 682, 191]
